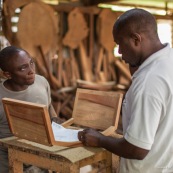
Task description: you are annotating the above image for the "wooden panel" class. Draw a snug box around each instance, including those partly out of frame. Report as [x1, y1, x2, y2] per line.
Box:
[16, 1, 58, 58]
[72, 88, 123, 131]
[2, 98, 82, 147]
[9, 116, 48, 143]
[2, 98, 55, 146]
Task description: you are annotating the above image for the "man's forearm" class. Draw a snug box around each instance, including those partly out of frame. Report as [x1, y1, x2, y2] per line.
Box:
[99, 136, 149, 160]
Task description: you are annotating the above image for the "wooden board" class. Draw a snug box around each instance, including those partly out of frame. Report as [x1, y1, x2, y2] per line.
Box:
[2, 98, 53, 146]
[62, 8, 89, 49]
[63, 8, 93, 81]
[76, 79, 116, 90]
[72, 88, 123, 131]
[97, 8, 118, 52]
[2, 98, 81, 147]
[16, 1, 58, 58]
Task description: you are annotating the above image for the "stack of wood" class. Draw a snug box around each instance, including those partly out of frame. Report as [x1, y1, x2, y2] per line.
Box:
[2, 0, 131, 120]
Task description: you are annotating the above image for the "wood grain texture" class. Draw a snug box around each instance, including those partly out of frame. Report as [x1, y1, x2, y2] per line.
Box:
[16, 1, 58, 57]
[2, 98, 54, 146]
[2, 88, 123, 147]
[72, 88, 123, 131]
[2, 98, 82, 147]
[63, 8, 89, 49]
[0, 136, 112, 173]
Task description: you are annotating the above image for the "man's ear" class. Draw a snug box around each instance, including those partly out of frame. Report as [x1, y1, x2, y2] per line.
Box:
[3, 71, 11, 79]
[131, 33, 142, 46]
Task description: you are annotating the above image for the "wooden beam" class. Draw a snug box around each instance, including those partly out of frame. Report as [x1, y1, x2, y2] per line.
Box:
[80, 0, 116, 6]
[51, 4, 100, 14]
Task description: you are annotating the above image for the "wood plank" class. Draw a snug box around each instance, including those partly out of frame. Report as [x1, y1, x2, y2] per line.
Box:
[52, 5, 101, 14]
[2, 98, 54, 146]
[79, 42, 93, 81]
[72, 88, 123, 131]
[77, 79, 116, 91]
[77, 92, 120, 108]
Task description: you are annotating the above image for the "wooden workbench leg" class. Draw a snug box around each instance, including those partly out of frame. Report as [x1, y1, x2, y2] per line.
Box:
[105, 163, 112, 173]
[93, 160, 112, 173]
[8, 148, 23, 173]
[93, 151, 112, 173]
[106, 152, 112, 173]
[97, 152, 112, 173]
[70, 164, 80, 173]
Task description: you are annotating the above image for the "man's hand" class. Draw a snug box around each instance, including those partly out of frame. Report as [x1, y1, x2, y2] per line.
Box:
[78, 128, 104, 147]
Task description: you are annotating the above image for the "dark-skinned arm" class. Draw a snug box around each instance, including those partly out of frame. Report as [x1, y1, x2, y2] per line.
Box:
[48, 104, 65, 124]
[78, 128, 149, 160]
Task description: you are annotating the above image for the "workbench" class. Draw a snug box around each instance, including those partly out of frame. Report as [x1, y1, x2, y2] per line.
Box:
[0, 136, 112, 173]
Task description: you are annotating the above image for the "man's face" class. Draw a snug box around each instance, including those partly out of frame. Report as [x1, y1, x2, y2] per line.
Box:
[6, 50, 36, 86]
[113, 29, 142, 68]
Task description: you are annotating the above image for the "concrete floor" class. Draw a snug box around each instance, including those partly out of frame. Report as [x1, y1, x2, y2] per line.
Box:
[80, 165, 92, 173]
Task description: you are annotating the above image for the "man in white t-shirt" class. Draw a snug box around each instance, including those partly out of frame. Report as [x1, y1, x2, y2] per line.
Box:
[0, 46, 63, 173]
[78, 8, 173, 173]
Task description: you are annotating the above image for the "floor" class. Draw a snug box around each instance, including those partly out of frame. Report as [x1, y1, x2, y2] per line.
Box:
[80, 165, 92, 173]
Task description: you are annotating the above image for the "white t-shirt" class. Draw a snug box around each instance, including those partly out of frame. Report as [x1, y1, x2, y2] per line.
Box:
[119, 44, 173, 173]
[0, 74, 51, 139]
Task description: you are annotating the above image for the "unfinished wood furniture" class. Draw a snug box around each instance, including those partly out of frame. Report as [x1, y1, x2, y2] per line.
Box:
[2, 88, 123, 147]
[62, 88, 123, 136]
[2, 97, 81, 147]
[1, 88, 123, 173]
[0, 136, 112, 173]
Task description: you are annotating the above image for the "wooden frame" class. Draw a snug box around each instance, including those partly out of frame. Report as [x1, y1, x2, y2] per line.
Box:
[2, 88, 123, 147]
[62, 88, 123, 136]
[2, 98, 81, 147]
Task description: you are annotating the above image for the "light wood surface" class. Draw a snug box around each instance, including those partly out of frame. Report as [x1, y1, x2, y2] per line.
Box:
[16, 1, 58, 57]
[0, 136, 112, 173]
[72, 88, 123, 131]
[2, 98, 81, 147]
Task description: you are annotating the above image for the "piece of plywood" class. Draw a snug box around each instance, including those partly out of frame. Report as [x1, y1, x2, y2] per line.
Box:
[72, 88, 123, 131]
[2, 98, 53, 146]
[76, 79, 116, 91]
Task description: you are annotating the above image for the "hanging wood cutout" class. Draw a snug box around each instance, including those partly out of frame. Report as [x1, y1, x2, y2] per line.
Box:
[63, 8, 93, 81]
[95, 9, 119, 82]
[97, 8, 118, 52]
[16, 1, 58, 58]
[63, 8, 89, 49]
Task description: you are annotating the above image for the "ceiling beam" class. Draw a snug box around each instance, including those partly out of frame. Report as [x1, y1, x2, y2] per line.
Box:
[80, 0, 117, 6]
